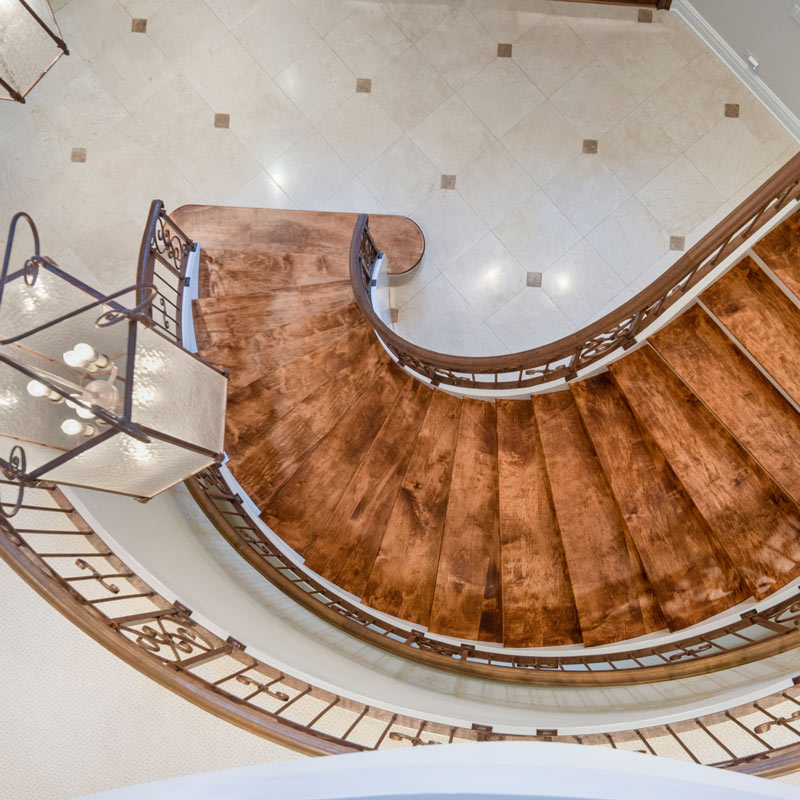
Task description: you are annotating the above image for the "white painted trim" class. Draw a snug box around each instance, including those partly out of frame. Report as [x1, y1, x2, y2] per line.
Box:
[180, 244, 201, 354]
[673, 0, 800, 142]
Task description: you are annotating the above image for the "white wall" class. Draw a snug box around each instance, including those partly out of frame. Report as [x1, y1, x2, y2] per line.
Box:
[78, 742, 798, 800]
[683, 0, 800, 122]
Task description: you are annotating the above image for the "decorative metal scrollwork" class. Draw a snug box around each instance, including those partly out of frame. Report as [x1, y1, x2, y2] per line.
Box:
[388, 731, 438, 746]
[667, 642, 713, 661]
[235, 674, 289, 701]
[75, 558, 120, 594]
[129, 618, 214, 661]
[0, 445, 27, 518]
[754, 710, 800, 734]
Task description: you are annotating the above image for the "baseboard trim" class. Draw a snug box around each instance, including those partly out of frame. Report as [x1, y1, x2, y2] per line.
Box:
[673, 0, 800, 143]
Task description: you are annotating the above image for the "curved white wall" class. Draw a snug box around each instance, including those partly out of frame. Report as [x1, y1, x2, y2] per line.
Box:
[68, 483, 800, 735]
[78, 742, 799, 800]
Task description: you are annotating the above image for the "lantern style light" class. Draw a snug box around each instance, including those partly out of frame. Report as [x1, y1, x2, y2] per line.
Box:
[0, 211, 227, 515]
[0, 0, 69, 103]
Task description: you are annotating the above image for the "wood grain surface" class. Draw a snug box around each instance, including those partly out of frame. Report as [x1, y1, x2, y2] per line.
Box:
[534, 389, 661, 645]
[701, 257, 800, 405]
[496, 398, 580, 646]
[612, 345, 800, 599]
[571, 371, 747, 631]
[652, 304, 800, 502]
[429, 399, 502, 642]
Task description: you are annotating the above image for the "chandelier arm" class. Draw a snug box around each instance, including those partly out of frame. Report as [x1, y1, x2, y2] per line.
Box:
[1, 213, 41, 307]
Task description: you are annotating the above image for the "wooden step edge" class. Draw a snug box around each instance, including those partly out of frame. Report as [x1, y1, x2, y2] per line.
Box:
[643, 334, 800, 543]
[265, 357, 408, 548]
[248, 343, 388, 510]
[309, 371, 429, 598]
[225, 324, 375, 449]
[570, 371, 749, 632]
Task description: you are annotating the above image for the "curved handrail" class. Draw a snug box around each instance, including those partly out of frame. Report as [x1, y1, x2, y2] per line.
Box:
[188, 465, 800, 687]
[350, 151, 800, 390]
[3, 480, 800, 776]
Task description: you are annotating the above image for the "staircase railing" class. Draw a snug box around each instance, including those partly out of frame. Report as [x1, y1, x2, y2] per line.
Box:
[136, 199, 196, 344]
[188, 464, 800, 687]
[2, 479, 800, 776]
[349, 152, 800, 391]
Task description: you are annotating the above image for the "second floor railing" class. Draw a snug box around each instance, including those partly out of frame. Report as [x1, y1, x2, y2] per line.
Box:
[188, 465, 800, 688]
[349, 152, 800, 391]
[3, 478, 800, 776]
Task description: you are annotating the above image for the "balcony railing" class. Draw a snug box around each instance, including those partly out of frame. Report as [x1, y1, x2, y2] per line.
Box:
[349, 152, 800, 392]
[189, 465, 800, 687]
[2, 479, 800, 776]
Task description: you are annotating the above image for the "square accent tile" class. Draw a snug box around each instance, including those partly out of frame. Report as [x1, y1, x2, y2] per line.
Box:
[356, 78, 372, 93]
[638, 9, 653, 23]
[390, 307, 399, 323]
[526, 271, 542, 287]
[669, 235, 685, 251]
[725, 103, 740, 118]
[441, 174, 456, 190]
[582, 139, 598, 154]
[71, 147, 87, 163]
[497, 43, 512, 58]
[131, 18, 147, 33]
[214, 113, 230, 128]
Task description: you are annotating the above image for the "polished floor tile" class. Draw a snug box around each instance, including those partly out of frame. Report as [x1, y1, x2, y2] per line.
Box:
[2, 0, 794, 360]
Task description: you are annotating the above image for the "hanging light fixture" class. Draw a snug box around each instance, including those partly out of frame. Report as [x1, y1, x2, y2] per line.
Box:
[0, 0, 69, 103]
[0, 211, 228, 516]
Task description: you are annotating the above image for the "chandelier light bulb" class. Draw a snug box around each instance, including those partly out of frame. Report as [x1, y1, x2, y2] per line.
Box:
[63, 349, 84, 368]
[60, 418, 84, 436]
[27, 380, 49, 397]
[60, 419, 96, 437]
[75, 404, 94, 419]
[72, 342, 96, 363]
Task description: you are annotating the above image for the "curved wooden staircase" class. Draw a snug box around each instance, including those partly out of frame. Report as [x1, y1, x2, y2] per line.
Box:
[187, 205, 800, 650]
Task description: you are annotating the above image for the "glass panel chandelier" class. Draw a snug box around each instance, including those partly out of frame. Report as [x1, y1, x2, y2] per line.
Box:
[0, 212, 228, 515]
[0, 0, 68, 103]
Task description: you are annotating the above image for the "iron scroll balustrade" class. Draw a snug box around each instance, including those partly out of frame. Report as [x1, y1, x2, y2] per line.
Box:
[136, 199, 196, 344]
[187, 465, 800, 688]
[348, 151, 800, 392]
[2, 481, 800, 775]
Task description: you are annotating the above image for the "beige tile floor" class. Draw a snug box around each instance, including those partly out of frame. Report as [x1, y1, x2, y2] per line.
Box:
[1, 0, 796, 356]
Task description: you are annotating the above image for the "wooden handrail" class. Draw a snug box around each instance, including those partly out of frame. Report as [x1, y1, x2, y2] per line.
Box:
[188, 465, 800, 687]
[349, 152, 800, 391]
[3, 482, 800, 775]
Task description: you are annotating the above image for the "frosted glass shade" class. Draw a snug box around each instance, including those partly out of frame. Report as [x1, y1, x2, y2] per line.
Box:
[0, 259, 227, 499]
[0, 0, 68, 102]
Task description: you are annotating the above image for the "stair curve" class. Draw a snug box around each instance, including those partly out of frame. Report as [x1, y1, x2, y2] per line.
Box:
[183, 205, 800, 649]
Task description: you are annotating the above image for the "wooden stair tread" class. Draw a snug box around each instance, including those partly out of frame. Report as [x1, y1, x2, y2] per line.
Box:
[611, 345, 800, 600]
[534, 390, 663, 646]
[700, 257, 800, 405]
[198, 304, 365, 390]
[173, 205, 425, 274]
[194, 281, 354, 334]
[428, 399, 502, 643]
[361, 391, 462, 627]
[496, 399, 580, 647]
[652, 304, 800, 503]
[571, 372, 747, 631]
[228, 342, 385, 510]
[752, 208, 800, 298]
[264, 360, 408, 556]
[309, 378, 434, 597]
[199, 249, 349, 297]
[224, 324, 374, 452]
